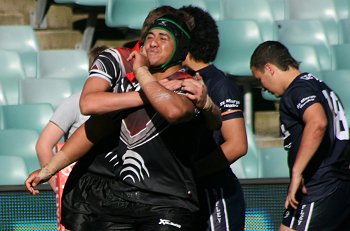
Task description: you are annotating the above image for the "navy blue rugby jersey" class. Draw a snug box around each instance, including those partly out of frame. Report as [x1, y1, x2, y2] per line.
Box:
[280, 73, 350, 202]
[198, 64, 243, 145]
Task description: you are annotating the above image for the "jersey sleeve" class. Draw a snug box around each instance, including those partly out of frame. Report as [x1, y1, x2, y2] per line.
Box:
[89, 48, 126, 89]
[287, 83, 321, 119]
[211, 79, 243, 114]
[50, 93, 81, 134]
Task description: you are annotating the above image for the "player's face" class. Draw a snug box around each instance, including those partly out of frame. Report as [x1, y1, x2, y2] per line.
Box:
[143, 29, 175, 67]
[252, 66, 281, 96]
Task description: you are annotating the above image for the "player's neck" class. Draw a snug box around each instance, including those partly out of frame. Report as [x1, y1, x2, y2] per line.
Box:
[153, 65, 182, 80]
[284, 68, 302, 90]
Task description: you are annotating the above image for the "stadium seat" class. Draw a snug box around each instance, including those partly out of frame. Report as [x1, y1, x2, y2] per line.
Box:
[267, 0, 286, 20]
[38, 50, 89, 92]
[321, 70, 350, 125]
[158, 0, 206, 10]
[55, 0, 106, 5]
[19, 79, 73, 108]
[287, 0, 338, 21]
[331, 43, 350, 70]
[204, 0, 224, 21]
[339, 19, 350, 43]
[286, 0, 342, 45]
[0, 25, 40, 78]
[335, 0, 350, 19]
[0, 129, 40, 173]
[74, 0, 107, 6]
[214, 19, 263, 76]
[286, 43, 322, 75]
[54, 0, 75, 3]
[261, 89, 279, 102]
[105, 0, 158, 29]
[214, 19, 263, 127]
[222, 0, 277, 41]
[259, 147, 289, 178]
[0, 50, 26, 105]
[0, 83, 8, 105]
[276, 19, 332, 71]
[0, 155, 29, 186]
[0, 107, 3, 129]
[1, 103, 54, 134]
[38, 49, 89, 79]
[230, 125, 260, 179]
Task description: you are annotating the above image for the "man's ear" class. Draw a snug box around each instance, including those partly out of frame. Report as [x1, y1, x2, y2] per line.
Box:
[264, 63, 275, 75]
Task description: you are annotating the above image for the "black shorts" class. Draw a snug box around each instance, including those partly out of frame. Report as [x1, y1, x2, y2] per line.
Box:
[195, 169, 245, 231]
[61, 172, 195, 231]
[282, 181, 350, 230]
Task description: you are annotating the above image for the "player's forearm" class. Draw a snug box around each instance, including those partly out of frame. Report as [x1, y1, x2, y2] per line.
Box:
[201, 96, 222, 130]
[292, 121, 326, 176]
[135, 66, 195, 123]
[80, 91, 144, 115]
[38, 125, 93, 179]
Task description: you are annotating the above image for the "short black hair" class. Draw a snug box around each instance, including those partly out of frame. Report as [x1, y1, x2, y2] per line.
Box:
[250, 41, 300, 72]
[180, 5, 219, 63]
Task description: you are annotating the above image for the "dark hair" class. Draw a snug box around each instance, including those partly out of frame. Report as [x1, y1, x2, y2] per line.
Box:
[250, 41, 300, 72]
[89, 45, 109, 65]
[141, 5, 177, 39]
[180, 5, 219, 63]
[145, 13, 192, 72]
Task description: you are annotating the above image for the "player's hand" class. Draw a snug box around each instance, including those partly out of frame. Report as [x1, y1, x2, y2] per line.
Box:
[285, 173, 304, 209]
[25, 169, 51, 195]
[159, 78, 182, 91]
[181, 73, 207, 109]
[127, 50, 150, 72]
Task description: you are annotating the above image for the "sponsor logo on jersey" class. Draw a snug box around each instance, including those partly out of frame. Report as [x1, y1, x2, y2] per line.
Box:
[159, 219, 181, 228]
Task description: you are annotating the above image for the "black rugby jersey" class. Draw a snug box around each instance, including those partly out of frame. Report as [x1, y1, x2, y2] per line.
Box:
[105, 70, 203, 212]
[280, 73, 350, 202]
[87, 48, 205, 211]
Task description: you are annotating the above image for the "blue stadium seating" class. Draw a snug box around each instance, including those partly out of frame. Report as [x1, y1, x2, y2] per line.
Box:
[0, 155, 29, 185]
[259, 147, 289, 178]
[0, 50, 26, 105]
[1, 103, 54, 134]
[0, 83, 8, 105]
[203, 0, 224, 21]
[0, 25, 40, 78]
[276, 19, 333, 71]
[267, 0, 286, 20]
[105, 0, 158, 29]
[286, 43, 322, 76]
[0, 129, 40, 173]
[330, 43, 350, 70]
[321, 70, 350, 126]
[222, 0, 277, 41]
[214, 19, 263, 76]
[19, 78, 73, 108]
[38, 49, 89, 79]
[158, 0, 206, 10]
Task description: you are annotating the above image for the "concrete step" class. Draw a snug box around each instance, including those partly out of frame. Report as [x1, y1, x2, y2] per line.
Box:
[0, 12, 25, 25]
[254, 110, 280, 137]
[255, 135, 283, 148]
[36, 30, 82, 50]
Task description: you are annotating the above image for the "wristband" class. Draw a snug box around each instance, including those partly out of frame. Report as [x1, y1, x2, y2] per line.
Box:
[202, 96, 215, 112]
[43, 150, 73, 176]
[134, 66, 157, 86]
